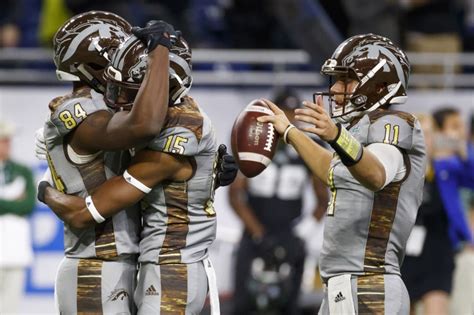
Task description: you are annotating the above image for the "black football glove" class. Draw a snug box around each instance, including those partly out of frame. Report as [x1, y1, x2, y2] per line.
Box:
[131, 20, 177, 51]
[215, 144, 238, 188]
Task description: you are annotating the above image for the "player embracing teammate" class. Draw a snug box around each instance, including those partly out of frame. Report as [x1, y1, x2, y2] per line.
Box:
[36, 11, 236, 315]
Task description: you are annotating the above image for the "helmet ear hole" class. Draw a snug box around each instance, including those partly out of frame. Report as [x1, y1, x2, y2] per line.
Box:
[88, 63, 103, 70]
[376, 82, 387, 94]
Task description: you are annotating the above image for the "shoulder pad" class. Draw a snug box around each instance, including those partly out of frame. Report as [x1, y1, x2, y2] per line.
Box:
[147, 126, 199, 156]
[367, 110, 416, 150]
[49, 92, 109, 136]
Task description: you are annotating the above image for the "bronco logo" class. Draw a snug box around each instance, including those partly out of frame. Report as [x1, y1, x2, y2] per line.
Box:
[107, 289, 129, 302]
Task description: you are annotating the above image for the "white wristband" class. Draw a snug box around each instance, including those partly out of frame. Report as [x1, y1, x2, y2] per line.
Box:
[283, 124, 296, 144]
[123, 170, 152, 194]
[85, 196, 106, 224]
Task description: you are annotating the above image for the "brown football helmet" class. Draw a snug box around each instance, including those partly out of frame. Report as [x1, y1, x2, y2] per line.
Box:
[53, 11, 132, 93]
[104, 33, 193, 109]
[316, 33, 410, 123]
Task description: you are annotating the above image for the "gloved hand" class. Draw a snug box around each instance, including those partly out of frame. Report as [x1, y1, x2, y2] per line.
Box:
[215, 144, 238, 188]
[253, 233, 282, 264]
[35, 127, 47, 160]
[131, 20, 177, 51]
[37, 168, 53, 203]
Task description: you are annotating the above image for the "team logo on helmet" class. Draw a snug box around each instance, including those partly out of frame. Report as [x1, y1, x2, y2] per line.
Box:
[55, 20, 129, 65]
[128, 56, 147, 82]
[53, 11, 131, 92]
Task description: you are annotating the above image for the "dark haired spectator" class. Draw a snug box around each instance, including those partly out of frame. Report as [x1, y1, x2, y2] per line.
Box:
[0, 0, 21, 47]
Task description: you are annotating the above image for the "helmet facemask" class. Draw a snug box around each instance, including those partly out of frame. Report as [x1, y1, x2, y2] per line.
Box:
[104, 63, 141, 110]
[314, 61, 367, 124]
[104, 33, 194, 111]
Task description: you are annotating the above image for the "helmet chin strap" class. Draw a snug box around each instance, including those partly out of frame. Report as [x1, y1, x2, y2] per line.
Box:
[332, 109, 363, 124]
[77, 63, 105, 92]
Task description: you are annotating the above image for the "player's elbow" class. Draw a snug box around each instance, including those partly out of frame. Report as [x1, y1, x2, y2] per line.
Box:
[354, 167, 385, 192]
[364, 171, 386, 192]
[67, 212, 96, 229]
[132, 120, 161, 139]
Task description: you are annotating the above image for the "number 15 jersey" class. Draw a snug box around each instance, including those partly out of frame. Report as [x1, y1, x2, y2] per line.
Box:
[138, 96, 218, 265]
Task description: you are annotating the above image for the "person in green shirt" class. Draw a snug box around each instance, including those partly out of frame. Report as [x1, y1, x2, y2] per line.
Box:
[0, 120, 36, 314]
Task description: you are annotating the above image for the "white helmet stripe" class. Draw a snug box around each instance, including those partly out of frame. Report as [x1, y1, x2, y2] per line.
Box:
[359, 59, 386, 87]
[365, 81, 402, 112]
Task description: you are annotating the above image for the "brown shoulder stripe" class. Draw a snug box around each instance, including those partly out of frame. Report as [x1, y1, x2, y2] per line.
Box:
[49, 87, 92, 113]
[164, 96, 203, 142]
[368, 109, 415, 128]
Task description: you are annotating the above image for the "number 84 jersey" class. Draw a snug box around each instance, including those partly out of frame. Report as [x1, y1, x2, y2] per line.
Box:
[43, 88, 140, 260]
[320, 109, 426, 282]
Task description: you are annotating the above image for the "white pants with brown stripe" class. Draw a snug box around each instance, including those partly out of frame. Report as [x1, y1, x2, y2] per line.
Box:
[55, 257, 137, 314]
[134, 261, 209, 315]
[318, 274, 410, 315]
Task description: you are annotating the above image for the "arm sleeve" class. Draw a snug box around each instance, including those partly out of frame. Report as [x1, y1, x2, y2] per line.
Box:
[0, 165, 36, 216]
[366, 143, 405, 189]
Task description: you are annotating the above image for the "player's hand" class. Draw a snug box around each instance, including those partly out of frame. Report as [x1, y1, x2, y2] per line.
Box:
[215, 144, 238, 188]
[37, 168, 53, 203]
[35, 127, 47, 160]
[131, 20, 177, 51]
[257, 98, 292, 135]
[253, 233, 278, 258]
[294, 95, 339, 142]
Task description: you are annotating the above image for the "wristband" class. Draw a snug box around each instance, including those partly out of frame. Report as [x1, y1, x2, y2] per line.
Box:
[328, 123, 363, 167]
[283, 124, 296, 144]
[85, 196, 106, 224]
[123, 170, 152, 194]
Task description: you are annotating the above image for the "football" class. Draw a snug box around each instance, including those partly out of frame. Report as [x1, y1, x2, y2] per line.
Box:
[231, 99, 280, 177]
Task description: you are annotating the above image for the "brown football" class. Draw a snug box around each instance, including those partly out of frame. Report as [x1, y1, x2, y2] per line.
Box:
[231, 99, 280, 178]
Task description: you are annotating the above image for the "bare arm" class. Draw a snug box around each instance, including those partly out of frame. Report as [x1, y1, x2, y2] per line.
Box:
[257, 99, 333, 184]
[285, 128, 333, 184]
[228, 173, 265, 239]
[71, 46, 170, 153]
[44, 149, 192, 229]
[292, 96, 386, 191]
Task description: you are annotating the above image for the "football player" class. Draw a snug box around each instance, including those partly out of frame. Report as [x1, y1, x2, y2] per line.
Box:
[37, 11, 176, 314]
[39, 33, 231, 314]
[258, 34, 426, 314]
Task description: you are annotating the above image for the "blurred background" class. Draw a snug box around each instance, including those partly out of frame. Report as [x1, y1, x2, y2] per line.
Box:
[0, 0, 473, 314]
